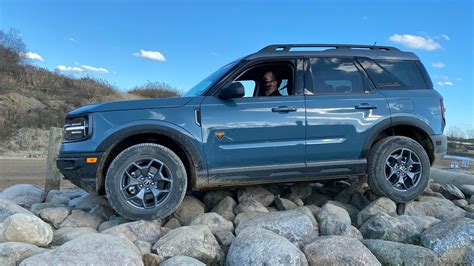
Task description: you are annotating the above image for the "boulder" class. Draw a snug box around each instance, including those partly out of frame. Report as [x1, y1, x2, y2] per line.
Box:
[30, 202, 65, 215]
[460, 184, 474, 197]
[89, 205, 116, 220]
[405, 196, 465, 220]
[234, 212, 267, 226]
[397, 215, 440, 231]
[45, 190, 70, 204]
[97, 218, 130, 232]
[357, 197, 397, 226]
[290, 183, 312, 199]
[359, 213, 422, 244]
[59, 209, 104, 230]
[52, 227, 98, 245]
[68, 194, 110, 211]
[0, 199, 32, 223]
[440, 184, 465, 200]
[334, 184, 358, 204]
[102, 220, 163, 243]
[235, 208, 318, 245]
[0, 242, 46, 266]
[152, 225, 224, 264]
[453, 199, 469, 208]
[37, 207, 70, 228]
[283, 193, 304, 206]
[234, 199, 268, 214]
[213, 230, 235, 253]
[160, 256, 205, 266]
[1, 214, 53, 247]
[274, 197, 298, 211]
[237, 186, 274, 206]
[211, 196, 236, 221]
[173, 196, 205, 225]
[189, 213, 234, 233]
[134, 240, 151, 256]
[20, 233, 142, 266]
[0, 184, 45, 208]
[350, 191, 371, 210]
[420, 218, 474, 264]
[330, 201, 360, 226]
[227, 227, 308, 265]
[303, 191, 332, 206]
[304, 236, 380, 265]
[163, 217, 181, 229]
[317, 202, 351, 236]
[202, 190, 233, 210]
[363, 239, 437, 265]
[464, 204, 474, 212]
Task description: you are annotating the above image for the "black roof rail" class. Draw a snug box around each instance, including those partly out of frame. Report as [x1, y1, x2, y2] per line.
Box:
[258, 44, 400, 53]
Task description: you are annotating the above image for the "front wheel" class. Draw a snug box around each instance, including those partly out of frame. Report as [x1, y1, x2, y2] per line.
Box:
[367, 136, 430, 202]
[105, 143, 187, 220]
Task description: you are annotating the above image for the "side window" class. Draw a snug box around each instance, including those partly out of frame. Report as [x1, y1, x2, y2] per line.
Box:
[240, 80, 257, 97]
[308, 58, 365, 95]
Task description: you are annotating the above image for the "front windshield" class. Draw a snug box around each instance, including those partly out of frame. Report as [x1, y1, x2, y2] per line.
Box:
[184, 61, 239, 97]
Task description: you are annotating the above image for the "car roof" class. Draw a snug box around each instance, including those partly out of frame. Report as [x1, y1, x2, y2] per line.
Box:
[243, 44, 420, 61]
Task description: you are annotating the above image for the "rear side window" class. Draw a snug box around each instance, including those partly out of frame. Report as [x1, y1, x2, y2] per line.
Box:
[308, 57, 365, 95]
[358, 58, 429, 90]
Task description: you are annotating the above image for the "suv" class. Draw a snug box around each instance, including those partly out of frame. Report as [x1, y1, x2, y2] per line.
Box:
[57, 44, 447, 220]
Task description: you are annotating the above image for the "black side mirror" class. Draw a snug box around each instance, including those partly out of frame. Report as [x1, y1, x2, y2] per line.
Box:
[218, 82, 245, 99]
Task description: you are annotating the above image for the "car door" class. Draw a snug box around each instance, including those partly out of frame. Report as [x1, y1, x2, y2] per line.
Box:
[200, 59, 306, 185]
[304, 57, 391, 178]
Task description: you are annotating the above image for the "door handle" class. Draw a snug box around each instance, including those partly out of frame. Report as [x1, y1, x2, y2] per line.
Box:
[355, 103, 377, 110]
[272, 106, 297, 113]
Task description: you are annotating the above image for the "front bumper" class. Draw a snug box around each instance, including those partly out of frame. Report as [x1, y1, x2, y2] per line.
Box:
[56, 152, 103, 194]
[430, 134, 447, 163]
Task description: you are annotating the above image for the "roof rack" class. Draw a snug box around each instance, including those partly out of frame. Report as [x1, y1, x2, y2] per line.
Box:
[258, 44, 400, 53]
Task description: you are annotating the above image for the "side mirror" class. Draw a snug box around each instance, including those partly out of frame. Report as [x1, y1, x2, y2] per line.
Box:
[218, 82, 245, 99]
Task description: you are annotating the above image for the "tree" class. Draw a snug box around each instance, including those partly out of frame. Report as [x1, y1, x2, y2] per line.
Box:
[0, 28, 27, 73]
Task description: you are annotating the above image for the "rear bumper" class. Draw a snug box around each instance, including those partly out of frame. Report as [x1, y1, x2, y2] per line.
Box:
[56, 152, 103, 194]
[430, 134, 447, 163]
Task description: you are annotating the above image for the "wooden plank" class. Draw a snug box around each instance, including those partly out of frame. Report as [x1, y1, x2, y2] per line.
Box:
[45, 127, 63, 192]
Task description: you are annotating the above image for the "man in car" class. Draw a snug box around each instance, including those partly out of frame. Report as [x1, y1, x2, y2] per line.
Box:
[262, 71, 282, 96]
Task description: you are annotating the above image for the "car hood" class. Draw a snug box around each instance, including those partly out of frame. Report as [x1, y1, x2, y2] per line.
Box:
[68, 97, 193, 115]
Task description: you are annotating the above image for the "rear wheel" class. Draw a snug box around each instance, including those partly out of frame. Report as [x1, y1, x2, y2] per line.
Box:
[105, 143, 187, 220]
[367, 136, 430, 202]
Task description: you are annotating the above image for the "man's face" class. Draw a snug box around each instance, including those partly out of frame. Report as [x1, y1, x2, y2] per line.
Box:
[263, 71, 278, 91]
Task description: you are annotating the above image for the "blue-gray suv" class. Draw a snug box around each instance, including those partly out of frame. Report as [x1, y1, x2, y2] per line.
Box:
[57, 44, 447, 220]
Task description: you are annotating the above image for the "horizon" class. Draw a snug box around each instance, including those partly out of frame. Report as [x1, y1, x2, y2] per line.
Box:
[1, 0, 472, 130]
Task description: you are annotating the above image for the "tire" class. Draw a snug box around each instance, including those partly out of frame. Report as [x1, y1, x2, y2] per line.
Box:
[367, 136, 430, 203]
[105, 143, 187, 220]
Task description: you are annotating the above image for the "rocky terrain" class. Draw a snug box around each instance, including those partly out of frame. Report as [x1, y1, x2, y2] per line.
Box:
[0, 179, 473, 265]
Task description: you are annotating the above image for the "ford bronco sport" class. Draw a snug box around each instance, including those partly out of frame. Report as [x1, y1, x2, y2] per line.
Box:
[57, 44, 447, 220]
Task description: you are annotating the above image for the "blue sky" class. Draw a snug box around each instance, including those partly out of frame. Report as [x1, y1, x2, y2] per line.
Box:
[0, 0, 473, 130]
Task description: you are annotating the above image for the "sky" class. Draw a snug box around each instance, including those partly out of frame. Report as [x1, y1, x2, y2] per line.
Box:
[0, 0, 473, 130]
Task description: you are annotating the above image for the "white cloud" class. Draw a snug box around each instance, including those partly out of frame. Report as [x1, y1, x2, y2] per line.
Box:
[81, 64, 109, 74]
[437, 81, 453, 87]
[440, 34, 450, 41]
[67, 37, 77, 42]
[432, 62, 446, 68]
[389, 34, 441, 51]
[56, 65, 85, 73]
[21, 52, 45, 62]
[133, 49, 166, 61]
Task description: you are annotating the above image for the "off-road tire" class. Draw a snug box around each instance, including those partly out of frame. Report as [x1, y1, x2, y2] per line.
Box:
[105, 143, 187, 220]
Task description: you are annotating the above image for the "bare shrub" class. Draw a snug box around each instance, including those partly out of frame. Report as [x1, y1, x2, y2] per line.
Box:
[128, 81, 181, 98]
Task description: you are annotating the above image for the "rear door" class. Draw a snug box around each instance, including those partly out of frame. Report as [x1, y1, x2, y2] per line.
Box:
[304, 57, 391, 178]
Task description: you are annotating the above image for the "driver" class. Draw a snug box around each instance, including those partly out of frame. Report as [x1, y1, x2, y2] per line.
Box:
[262, 71, 281, 96]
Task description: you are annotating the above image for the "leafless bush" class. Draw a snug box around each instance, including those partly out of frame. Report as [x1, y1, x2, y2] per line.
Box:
[128, 81, 181, 98]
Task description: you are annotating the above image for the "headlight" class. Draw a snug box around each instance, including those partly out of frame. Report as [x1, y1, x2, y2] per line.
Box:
[63, 114, 91, 141]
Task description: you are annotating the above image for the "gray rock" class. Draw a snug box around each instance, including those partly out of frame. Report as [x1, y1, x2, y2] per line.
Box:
[52, 227, 97, 245]
[0, 242, 47, 266]
[89, 205, 116, 220]
[1, 214, 53, 247]
[330, 201, 360, 226]
[235, 208, 318, 246]
[97, 218, 130, 232]
[134, 240, 151, 256]
[21, 233, 142, 266]
[350, 191, 371, 210]
[234, 199, 268, 214]
[163, 217, 181, 229]
[37, 207, 70, 228]
[304, 236, 380, 266]
[357, 197, 397, 226]
[359, 213, 422, 244]
[398, 215, 440, 231]
[430, 182, 442, 192]
[290, 183, 312, 199]
[68, 194, 110, 211]
[453, 199, 469, 208]
[45, 190, 70, 204]
[274, 197, 298, 211]
[202, 190, 233, 210]
[30, 202, 65, 215]
[0, 199, 32, 223]
[422, 187, 446, 199]
[305, 204, 320, 217]
[173, 196, 205, 225]
[334, 184, 358, 204]
[214, 230, 235, 253]
[421, 218, 474, 264]
[471, 196, 474, 205]
[234, 212, 267, 226]
[440, 184, 465, 200]
[211, 196, 236, 221]
[102, 220, 163, 243]
[189, 212, 233, 233]
[303, 191, 332, 206]
[465, 204, 474, 212]
[283, 193, 304, 206]
[237, 186, 274, 206]
[317, 202, 351, 236]
[59, 209, 104, 230]
[0, 184, 45, 208]
[405, 196, 466, 220]
[460, 184, 474, 197]
[227, 227, 308, 266]
[160, 256, 205, 266]
[363, 239, 437, 265]
[152, 225, 224, 264]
